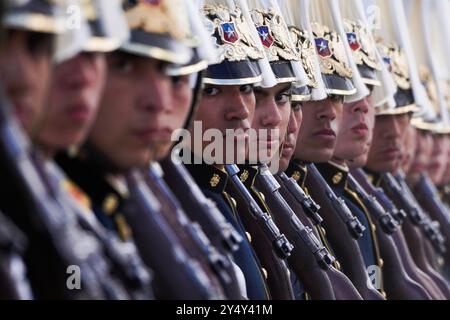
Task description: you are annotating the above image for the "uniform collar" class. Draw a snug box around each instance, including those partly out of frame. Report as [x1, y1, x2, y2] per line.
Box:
[315, 161, 349, 190]
[55, 151, 127, 218]
[237, 164, 259, 190]
[363, 167, 382, 187]
[185, 162, 229, 193]
[285, 159, 308, 187]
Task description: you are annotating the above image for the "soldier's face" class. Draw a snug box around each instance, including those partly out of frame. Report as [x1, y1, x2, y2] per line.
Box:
[334, 95, 373, 162]
[90, 52, 184, 170]
[279, 105, 302, 172]
[37, 52, 106, 152]
[408, 130, 433, 179]
[294, 96, 343, 163]
[190, 84, 255, 164]
[401, 125, 417, 174]
[0, 29, 53, 135]
[251, 83, 292, 163]
[427, 134, 449, 184]
[366, 114, 402, 173]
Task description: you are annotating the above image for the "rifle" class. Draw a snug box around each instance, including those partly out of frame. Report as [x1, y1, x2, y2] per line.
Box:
[306, 164, 365, 239]
[304, 164, 385, 300]
[225, 164, 294, 260]
[351, 169, 441, 299]
[395, 172, 446, 254]
[160, 158, 242, 254]
[346, 174, 399, 234]
[0, 91, 129, 299]
[275, 172, 323, 226]
[414, 174, 450, 265]
[253, 164, 364, 300]
[0, 211, 33, 299]
[350, 169, 407, 224]
[145, 162, 240, 299]
[124, 170, 224, 299]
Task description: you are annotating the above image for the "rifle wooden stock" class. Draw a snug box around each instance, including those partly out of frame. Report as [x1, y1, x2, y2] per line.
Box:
[145, 163, 240, 299]
[347, 175, 399, 234]
[124, 171, 223, 300]
[381, 174, 450, 298]
[306, 164, 365, 239]
[350, 169, 438, 299]
[305, 165, 382, 299]
[160, 158, 242, 254]
[414, 174, 450, 265]
[276, 172, 323, 226]
[225, 164, 294, 260]
[255, 165, 366, 300]
[275, 173, 366, 299]
[350, 169, 407, 224]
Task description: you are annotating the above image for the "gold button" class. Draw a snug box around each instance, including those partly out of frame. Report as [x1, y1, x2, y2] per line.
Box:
[334, 260, 341, 270]
[245, 231, 252, 243]
[230, 196, 237, 208]
[379, 258, 384, 268]
[103, 194, 119, 215]
[259, 192, 266, 202]
[261, 267, 268, 279]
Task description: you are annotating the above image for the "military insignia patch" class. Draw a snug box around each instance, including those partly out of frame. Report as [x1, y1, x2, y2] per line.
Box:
[289, 26, 319, 88]
[202, 4, 264, 63]
[210, 174, 221, 188]
[220, 22, 239, 43]
[315, 37, 331, 57]
[240, 170, 249, 183]
[256, 25, 274, 48]
[291, 170, 301, 182]
[311, 22, 353, 79]
[376, 39, 411, 90]
[346, 32, 360, 51]
[332, 172, 343, 185]
[250, 7, 300, 62]
[343, 19, 381, 71]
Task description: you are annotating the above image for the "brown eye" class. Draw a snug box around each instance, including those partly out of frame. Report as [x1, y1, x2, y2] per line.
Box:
[240, 84, 254, 94]
[292, 103, 302, 112]
[203, 86, 220, 96]
[108, 55, 134, 74]
[276, 92, 290, 104]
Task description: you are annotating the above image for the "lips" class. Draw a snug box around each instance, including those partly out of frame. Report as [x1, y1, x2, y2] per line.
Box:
[314, 128, 336, 139]
[133, 128, 172, 143]
[381, 147, 401, 160]
[67, 104, 91, 122]
[351, 123, 368, 136]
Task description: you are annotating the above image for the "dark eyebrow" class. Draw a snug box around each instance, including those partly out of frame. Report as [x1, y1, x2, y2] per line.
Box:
[253, 86, 270, 97]
[277, 83, 293, 95]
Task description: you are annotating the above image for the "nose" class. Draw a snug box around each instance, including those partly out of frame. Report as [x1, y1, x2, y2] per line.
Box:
[1, 45, 35, 99]
[59, 53, 103, 90]
[260, 100, 282, 129]
[351, 98, 369, 115]
[316, 99, 337, 121]
[225, 90, 251, 122]
[138, 71, 172, 113]
[384, 115, 401, 140]
[287, 110, 299, 135]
